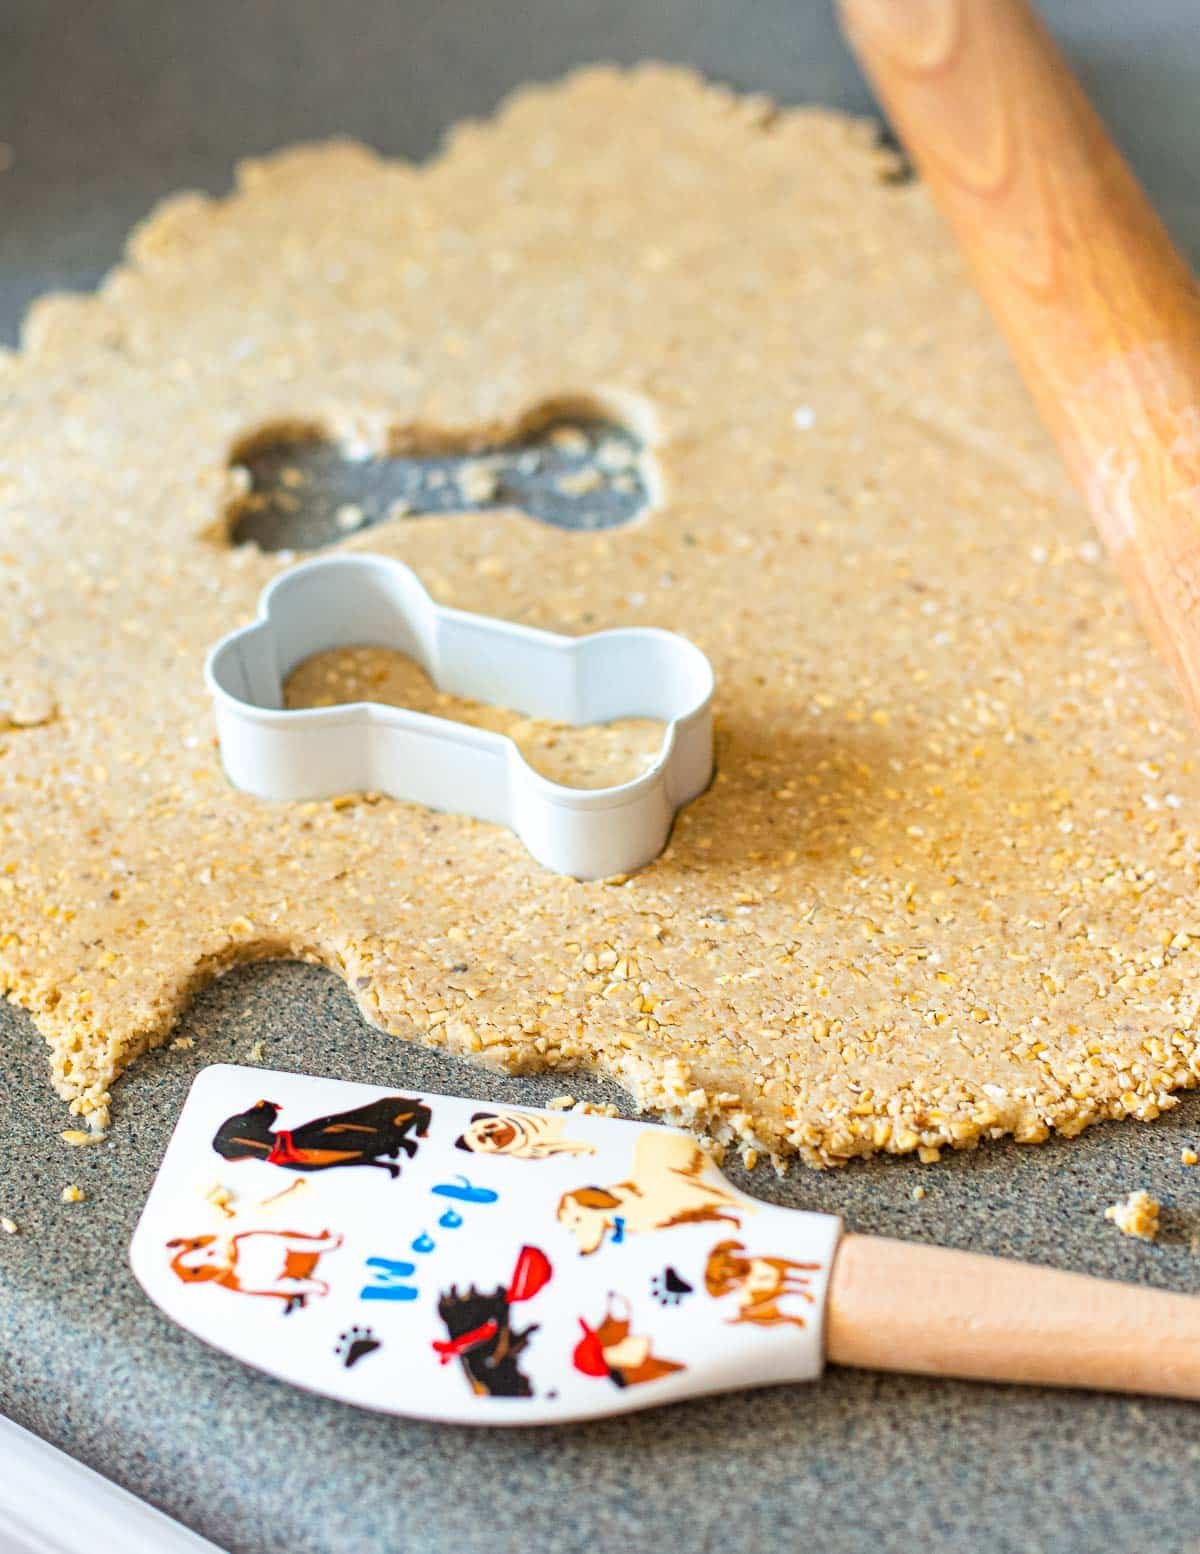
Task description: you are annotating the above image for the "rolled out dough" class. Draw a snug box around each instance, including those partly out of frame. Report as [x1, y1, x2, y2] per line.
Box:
[3, 68, 1198, 1164]
[283, 647, 665, 791]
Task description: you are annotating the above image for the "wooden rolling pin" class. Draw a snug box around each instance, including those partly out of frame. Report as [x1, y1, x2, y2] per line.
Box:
[839, 0, 1200, 722]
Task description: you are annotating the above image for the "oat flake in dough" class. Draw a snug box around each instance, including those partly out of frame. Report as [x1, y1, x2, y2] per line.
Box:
[3, 68, 1199, 1163]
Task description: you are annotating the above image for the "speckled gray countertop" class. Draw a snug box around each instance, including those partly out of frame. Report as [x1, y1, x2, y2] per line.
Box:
[3, 4, 1200, 1552]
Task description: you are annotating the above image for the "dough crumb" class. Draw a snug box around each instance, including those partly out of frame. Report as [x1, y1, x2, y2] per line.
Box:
[911, 1184, 927, 1202]
[1, 1217, 18, 1235]
[456, 460, 499, 504]
[1182, 1148, 1198, 1166]
[557, 468, 605, 496]
[0, 688, 57, 728]
[206, 1182, 236, 1217]
[170, 1036, 195, 1052]
[547, 425, 589, 455]
[547, 1094, 576, 1110]
[246, 1040, 267, 1063]
[335, 503, 365, 531]
[1105, 1189, 1160, 1241]
[60, 1129, 107, 1146]
[60, 1185, 84, 1204]
[595, 438, 636, 472]
[570, 1100, 619, 1118]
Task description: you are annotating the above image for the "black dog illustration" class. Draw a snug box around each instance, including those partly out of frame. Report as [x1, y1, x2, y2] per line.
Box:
[433, 1245, 552, 1399]
[212, 1096, 432, 1178]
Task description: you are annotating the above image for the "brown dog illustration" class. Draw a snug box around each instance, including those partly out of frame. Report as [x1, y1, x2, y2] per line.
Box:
[572, 1294, 684, 1388]
[166, 1228, 343, 1313]
[455, 1109, 595, 1161]
[704, 1240, 820, 1328]
[557, 1129, 743, 1255]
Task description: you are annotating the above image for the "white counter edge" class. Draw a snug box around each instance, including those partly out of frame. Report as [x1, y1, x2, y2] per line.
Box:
[0, 1415, 225, 1554]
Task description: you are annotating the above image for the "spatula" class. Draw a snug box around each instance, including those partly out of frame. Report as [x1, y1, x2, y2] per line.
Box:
[131, 1066, 1200, 1423]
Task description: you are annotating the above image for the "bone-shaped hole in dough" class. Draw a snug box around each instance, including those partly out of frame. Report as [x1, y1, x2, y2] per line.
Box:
[228, 412, 648, 552]
[283, 645, 666, 791]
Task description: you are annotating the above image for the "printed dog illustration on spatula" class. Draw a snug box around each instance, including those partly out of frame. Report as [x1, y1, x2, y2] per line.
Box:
[556, 1129, 743, 1255]
[165, 1229, 343, 1313]
[704, 1240, 820, 1328]
[572, 1294, 684, 1388]
[455, 1108, 596, 1161]
[434, 1244, 552, 1398]
[212, 1096, 431, 1177]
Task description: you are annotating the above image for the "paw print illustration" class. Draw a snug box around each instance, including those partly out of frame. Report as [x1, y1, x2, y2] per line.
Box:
[650, 1266, 694, 1307]
[335, 1325, 382, 1369]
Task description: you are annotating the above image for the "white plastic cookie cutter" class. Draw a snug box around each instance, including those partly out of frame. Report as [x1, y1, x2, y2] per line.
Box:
[205, 554, 714, 878]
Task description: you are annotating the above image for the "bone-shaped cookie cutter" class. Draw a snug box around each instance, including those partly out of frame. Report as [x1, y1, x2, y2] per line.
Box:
[205, 555, 714, 878]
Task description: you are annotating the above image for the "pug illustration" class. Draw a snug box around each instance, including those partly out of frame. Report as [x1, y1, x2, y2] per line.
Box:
[455, 1108, 595, 1161]
[212, 1095, 431, 1178]
[556, 1128, 743, 1255]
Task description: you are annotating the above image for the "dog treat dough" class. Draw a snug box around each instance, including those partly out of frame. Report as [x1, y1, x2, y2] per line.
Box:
[283, 647, 665, 790]
[1105, 1190, 1161, 1242]
[5, 68, 1200, 1163]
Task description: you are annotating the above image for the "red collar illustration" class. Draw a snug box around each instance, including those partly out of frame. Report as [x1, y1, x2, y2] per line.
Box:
[432, 1320, 499, 1363]
[265, 1129, 306, 1167]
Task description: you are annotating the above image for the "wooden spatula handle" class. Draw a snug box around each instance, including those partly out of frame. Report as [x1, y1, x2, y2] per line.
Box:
[827, 1233, 1200, 1399]
[839, 0, 1200, 722]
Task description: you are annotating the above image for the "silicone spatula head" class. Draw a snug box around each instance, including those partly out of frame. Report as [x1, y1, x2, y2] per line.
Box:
[131, 1065, 841, 1425]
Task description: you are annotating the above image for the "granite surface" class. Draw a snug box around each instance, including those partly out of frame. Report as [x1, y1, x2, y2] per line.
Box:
[3, 3, 1200, 1551]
